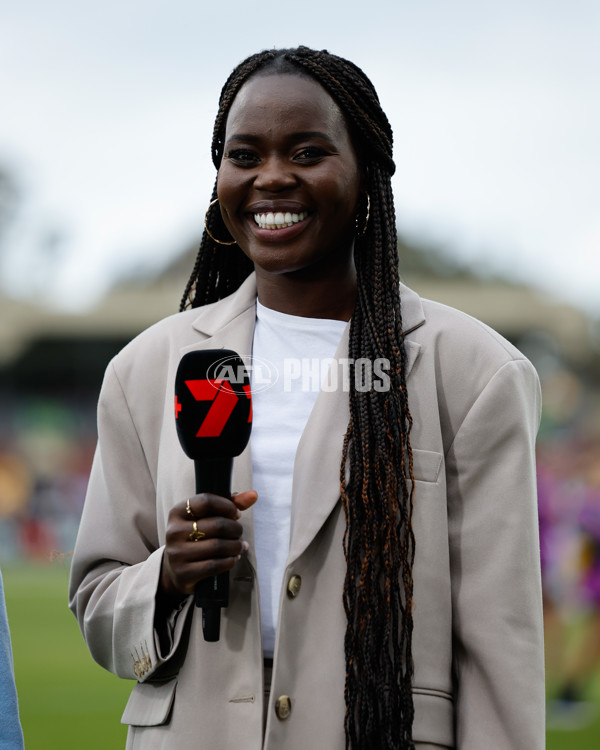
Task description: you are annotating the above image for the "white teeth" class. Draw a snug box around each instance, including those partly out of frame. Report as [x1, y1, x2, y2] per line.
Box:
[253, 211, 308, 229]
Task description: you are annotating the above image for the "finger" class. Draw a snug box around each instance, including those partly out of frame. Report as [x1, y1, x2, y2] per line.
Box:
[163, 536, 248, 590]
[186, 493, 241, 520]
[184, 516, 245, 542]
[177, 556, 242, 592]
[166, 515, 244, 548]
[231, 490, 258, 511]
[184, 537, 246, 561]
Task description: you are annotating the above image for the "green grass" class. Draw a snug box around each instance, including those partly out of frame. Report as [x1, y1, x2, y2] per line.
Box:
[3, 562, 600, 749]
[546, 680, 600, 749]
[4, 562, 132, 749]
[548, 720, 600, 750]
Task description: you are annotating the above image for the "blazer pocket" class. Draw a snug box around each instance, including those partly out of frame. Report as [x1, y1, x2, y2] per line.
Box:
[412, 449, 443, 484]
[121, 678, 177, 727]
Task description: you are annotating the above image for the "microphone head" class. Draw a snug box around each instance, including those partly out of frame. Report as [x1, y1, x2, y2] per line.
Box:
[174, 349, 252, 459]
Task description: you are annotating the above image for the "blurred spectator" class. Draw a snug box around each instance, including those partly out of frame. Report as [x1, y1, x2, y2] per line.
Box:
[0, 568, 25, 749]
[540, 437, 600, 727]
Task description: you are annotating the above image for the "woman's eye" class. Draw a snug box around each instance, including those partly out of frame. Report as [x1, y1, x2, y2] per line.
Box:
[228, 149, 259, 165]
[294, 147, 326, 162]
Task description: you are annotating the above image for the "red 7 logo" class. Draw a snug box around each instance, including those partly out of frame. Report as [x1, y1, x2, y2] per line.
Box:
[184, 379, 251, 437]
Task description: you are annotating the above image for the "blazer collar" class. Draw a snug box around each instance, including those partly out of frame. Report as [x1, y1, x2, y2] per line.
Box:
[399, 281, 426, 336]
[189, 274, 258, 340]
[185, 274, 425, 341]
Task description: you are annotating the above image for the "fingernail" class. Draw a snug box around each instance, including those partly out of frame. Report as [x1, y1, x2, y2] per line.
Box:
[242, 541, 249, 553]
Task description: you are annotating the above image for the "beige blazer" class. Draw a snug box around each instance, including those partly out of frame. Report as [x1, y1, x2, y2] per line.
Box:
[69, 274, 544, 749]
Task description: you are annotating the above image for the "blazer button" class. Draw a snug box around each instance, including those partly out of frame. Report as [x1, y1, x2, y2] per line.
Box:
[287, 575, 302, 598]
[275, 695, 292, 720]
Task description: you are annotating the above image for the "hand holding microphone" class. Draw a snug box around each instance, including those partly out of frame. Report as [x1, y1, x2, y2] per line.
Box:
[160, 489, 257, 598]
[160, 349, 254, 641]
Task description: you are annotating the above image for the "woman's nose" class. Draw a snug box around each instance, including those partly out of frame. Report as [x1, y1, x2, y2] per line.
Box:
[253, 157, 298, 191]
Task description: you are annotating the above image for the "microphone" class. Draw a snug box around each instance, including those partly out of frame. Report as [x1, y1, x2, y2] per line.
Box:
[174, 349, 252, 641]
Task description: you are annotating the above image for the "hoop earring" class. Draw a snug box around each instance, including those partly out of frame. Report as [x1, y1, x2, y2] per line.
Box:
[355, 192, 370, 236]
[204, 198, 237, 246]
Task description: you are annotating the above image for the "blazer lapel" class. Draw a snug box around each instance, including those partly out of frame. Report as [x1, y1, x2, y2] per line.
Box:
[287, 289, 425, 564]
[178, 274, 258, 567]
[287, 326, 351, 565]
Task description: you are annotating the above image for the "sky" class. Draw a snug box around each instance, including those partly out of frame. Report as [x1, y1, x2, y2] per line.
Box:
[0, 0, 598, 315]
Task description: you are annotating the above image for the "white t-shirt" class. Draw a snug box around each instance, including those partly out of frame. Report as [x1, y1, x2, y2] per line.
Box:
[251, 300, 347, 656]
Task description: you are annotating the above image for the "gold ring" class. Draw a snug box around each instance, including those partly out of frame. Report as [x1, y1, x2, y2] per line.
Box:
[186, 498, 195, 518]
[188, 520, 206, 542]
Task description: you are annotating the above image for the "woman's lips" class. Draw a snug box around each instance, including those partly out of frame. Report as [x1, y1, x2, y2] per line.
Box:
[253, 210, 309, 229]
[247, 210, 311, 242]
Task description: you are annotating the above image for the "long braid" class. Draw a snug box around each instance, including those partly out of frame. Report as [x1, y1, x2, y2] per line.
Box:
[179, 176, 253, 310]
[343, 162, 416, 748]
[181, 47, 416, 749]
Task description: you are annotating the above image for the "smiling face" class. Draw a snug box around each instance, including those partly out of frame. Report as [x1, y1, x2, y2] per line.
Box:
[217, 73, 362, 284]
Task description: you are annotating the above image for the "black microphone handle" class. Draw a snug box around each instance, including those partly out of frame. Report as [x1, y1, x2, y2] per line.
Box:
[193, 455, 234, 642]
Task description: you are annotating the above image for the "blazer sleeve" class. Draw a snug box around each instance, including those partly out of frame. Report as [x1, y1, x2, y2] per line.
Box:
[445, 358, 544, 749]
[68, 360, 193, 682]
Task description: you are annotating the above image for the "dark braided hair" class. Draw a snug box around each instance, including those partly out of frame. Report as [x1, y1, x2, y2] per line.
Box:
[181, 46, 416, 750]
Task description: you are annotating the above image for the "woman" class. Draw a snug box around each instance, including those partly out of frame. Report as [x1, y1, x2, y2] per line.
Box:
[69, 47, 544, 749]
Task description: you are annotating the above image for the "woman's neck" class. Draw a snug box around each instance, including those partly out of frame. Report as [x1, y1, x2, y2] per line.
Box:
[254, 262, 357, 322]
